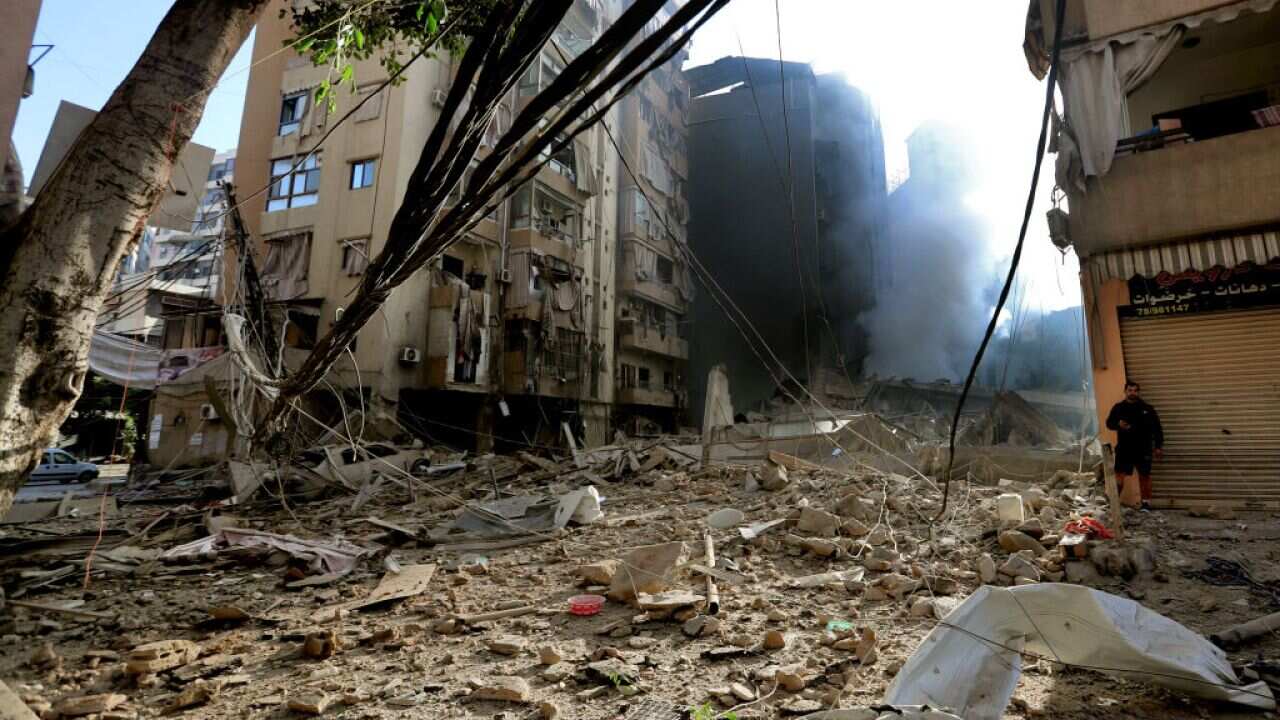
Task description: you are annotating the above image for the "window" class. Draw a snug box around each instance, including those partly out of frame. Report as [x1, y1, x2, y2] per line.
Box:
[620, 364, 637, 389]
[441, 254, 464, 278]
[546, 328, 584, 380]
[349, 158, 376, 189]
[510, 184, 579, 243]
[638, 367, 651, 389]
[279, 92, 308, 136]
[341, 238, 368, 276]
[207, 161, 231, 182]
[519, 52, 565, 97]
[657, 256, 674, 284]
[268, 154, 321, 211]
[509, 184, 532, 229]
[539, 133, 577, 182]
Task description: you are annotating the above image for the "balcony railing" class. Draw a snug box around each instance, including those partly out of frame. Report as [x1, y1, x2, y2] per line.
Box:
[1068, 123, 1280, 256]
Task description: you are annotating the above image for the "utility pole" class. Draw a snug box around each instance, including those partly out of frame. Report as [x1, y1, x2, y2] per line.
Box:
[220, 180, 281, 374]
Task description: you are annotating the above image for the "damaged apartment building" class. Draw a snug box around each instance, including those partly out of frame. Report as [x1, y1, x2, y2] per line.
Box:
[1026, 0, 1280, 507]
[685, 57, 887, 419]
[141, 0, 694, 460]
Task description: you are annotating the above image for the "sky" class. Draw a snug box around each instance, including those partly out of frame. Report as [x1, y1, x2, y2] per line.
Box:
[12, 1, 251, 187]
[13, 0, 1081, 313]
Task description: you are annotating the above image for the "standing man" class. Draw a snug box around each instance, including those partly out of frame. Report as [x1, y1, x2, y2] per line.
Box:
[1106, 380, 1164, 511]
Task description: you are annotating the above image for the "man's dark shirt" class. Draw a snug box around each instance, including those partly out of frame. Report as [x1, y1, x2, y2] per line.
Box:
[1106, 399, 1164, 461]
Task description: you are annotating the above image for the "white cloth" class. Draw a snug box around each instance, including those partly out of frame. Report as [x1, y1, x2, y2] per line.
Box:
[1057, 27, 1183, 189]
[88, 331, 164, 389]
[885, 584, 1275, 719]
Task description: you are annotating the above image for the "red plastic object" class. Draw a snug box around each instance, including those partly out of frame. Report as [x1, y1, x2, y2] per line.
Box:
[569, 594, 605, 616]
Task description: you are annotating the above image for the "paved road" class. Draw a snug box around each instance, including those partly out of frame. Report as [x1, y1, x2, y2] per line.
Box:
[16, 463, 130, 501]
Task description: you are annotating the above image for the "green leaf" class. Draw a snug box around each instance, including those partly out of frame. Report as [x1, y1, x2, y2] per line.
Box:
[296, 36, 315, 52]
[427, 12, 438, 35]
[354, 27, 365, 50]
[340, 63, 355, 87]
[416, 2, 426, 21]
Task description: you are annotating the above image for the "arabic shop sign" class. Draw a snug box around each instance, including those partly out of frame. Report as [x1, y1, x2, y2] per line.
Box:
[1122, 257, 1280, 317]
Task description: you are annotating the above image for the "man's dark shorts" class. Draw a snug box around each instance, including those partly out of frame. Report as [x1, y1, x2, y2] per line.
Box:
[1115, 452, 1152, 476]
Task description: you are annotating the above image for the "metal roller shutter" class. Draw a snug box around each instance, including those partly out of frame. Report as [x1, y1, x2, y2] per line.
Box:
[1119, 307, 1280, 508]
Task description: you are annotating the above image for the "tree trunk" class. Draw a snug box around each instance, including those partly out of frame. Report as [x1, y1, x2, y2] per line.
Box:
[0, 0, 267, 517]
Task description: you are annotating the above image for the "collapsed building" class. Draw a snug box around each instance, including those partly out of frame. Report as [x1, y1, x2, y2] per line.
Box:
[685, 57, 888, 421]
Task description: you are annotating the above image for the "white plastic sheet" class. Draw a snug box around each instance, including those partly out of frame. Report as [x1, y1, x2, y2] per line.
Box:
[884, 584, 1275, 719]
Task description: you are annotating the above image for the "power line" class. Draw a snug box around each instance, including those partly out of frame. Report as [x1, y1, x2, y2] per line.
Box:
[772, 0, 811, 385]
[936, 0, 1067, 520]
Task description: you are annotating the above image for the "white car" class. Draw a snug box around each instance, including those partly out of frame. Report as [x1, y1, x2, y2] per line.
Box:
[30, 449, 100, 484]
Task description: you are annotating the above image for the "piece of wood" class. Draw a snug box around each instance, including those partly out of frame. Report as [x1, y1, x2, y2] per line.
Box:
[1100, 444, 1125, 542]
[0, 679, 40, 720]
[562, 422, 583, 469]
[518, 452, 561, 474]
[1210, 611, 1280, 648]
[767, 450, 828, 474]
[455, 605, 538, 624]
[360, 516, 417, 538]
[434, 535, 550, 553]
[7, 599, 114, 621]
[314, 564, 436, 621]
[703, 533, 719, 616]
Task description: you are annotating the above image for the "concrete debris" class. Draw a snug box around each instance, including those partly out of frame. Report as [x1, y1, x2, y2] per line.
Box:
[997, 529, 1043, 554]
[759, 461, 789, 491]
[53, 693, 128, 718]
[4, 418, 1257, 720]
[796, 507, 842, 537]
[608, 542, 685, 603]
[160, 527, 367, 576]
[471, 676, 532, 703]
[287, 691, 332, 715]
[125, 640, 199, 675]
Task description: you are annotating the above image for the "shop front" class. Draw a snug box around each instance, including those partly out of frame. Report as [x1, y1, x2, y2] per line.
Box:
[1081, 231, 1280, 508]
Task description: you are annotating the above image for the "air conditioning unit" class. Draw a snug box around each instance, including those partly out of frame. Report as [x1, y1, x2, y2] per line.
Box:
[499, 268, 512, 284]
[199, 403, 219, 421]
[431, 88, 448, 108]
[399, 346, 422, 364]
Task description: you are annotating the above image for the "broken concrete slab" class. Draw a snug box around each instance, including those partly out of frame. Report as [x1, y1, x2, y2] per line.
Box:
[607, 542, 685, 603]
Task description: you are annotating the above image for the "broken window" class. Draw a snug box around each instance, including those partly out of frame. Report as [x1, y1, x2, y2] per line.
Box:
[620, 188, 650, 237]
[340, 238, 368, 276]
[267, 154, 321, 211]
[261, 231, 312, 300]
[441, 254, 464, 279]
[279, 92, 308, 136]
[349, 158, 376, 189]
[539, 133, 577, 183]
[620, 363, 637, 389]
[285, 309, 319, 349]
[546, 328, 584, 381]
[657, 255, 674, 284]
[638, 366, 651, 389]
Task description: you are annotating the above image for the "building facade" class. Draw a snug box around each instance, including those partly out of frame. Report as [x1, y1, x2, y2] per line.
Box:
[1027, 0, 1280, 507]
[685, 57, 886, 419]
[205, 0, 690, 453]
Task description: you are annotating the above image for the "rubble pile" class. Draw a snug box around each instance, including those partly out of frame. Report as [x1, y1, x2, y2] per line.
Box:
[0, 434, 1276, 719]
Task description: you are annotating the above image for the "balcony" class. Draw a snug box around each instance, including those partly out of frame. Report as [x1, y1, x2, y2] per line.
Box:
[618, 322, 688, 359]
[617, 272, 685, 311]
[507, 226, 577, 267]
[1067, 123, 1280, 256]
[617, 385, 681, 408]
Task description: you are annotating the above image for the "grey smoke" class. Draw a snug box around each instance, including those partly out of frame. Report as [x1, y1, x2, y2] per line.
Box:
[858, 123, 1003, 382]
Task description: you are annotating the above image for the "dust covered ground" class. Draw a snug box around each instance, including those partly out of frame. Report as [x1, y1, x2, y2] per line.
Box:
[2, 452, 1278, 719]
